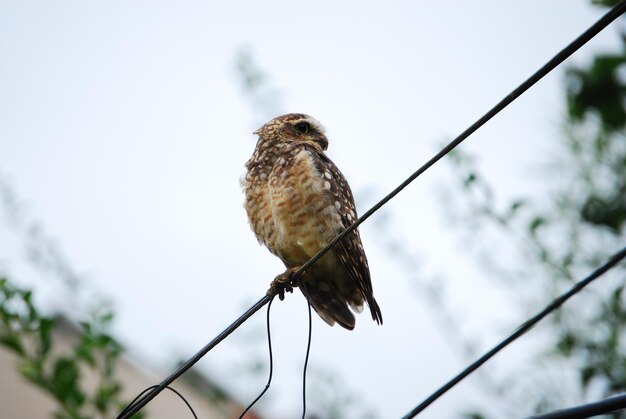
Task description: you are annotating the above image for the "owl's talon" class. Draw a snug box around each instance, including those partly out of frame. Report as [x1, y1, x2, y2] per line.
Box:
[267, 267, 300, 300]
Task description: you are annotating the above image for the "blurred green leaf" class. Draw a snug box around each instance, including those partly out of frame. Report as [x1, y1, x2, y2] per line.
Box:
[99, 310, 114, 324]
[581, 193, 626, 232]
[0, 334, 24, 354]
[567, 54, 626, 131]
[556, 332, 577, 357]
[581, 365, 596, 387]
[509, 199, 525, 213]
[592, 0, 622, 7]
[528, 216, 546, 234]
[464, 173, 477, 188]
[95, 383, 121, 412]
[39, 317, 54, 356]
[20, 359, 45, 387]
[75, 344, 96, 367]
[51, 357, 84, 407]
[610, 286, 624, 313]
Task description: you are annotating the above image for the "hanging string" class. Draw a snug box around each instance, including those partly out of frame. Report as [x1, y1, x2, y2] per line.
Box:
[121, 385, 198, 419]
[238, 296, 275, 418]
[302, 302, 312, 419]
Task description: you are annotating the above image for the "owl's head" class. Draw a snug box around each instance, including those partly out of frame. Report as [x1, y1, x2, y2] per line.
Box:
[254, 113, 329, 151]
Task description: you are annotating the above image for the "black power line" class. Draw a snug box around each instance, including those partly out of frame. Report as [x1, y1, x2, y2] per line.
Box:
[121, 385, 198, 419]
[118, 2, 626, 417]
[288, 0, 626, 283]
[527, 393, 626, 419]
[402, 245, 626, 419]
[117, 295, 271, 418]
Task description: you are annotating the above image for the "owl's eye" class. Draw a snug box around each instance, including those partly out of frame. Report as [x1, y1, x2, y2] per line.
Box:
[295, 121, 310, 134]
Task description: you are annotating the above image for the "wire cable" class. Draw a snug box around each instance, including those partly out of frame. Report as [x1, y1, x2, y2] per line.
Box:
[117, 295, 271, 419]
[118, 3, 626, 417]
[121, 385, 198, 419]
[288, 0, 626, 284]
[402, 245, 626, 418]
[302, 302, 312, 419]
[238, 296, 275, 418]
[164, 385, 199, 419]
[527, 393, 626, 419]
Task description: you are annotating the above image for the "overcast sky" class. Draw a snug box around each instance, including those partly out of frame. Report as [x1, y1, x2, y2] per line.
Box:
[0, 1, 621, 418]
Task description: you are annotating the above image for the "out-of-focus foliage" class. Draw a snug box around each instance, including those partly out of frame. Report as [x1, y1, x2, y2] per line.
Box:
[566, 39, 626, 233]
[0, 278, 138, 419]
[234, 46, 283, 122]
[443, 2, 626, 417]
[592, 0, 623, 7]
[567, 53, 626, 131]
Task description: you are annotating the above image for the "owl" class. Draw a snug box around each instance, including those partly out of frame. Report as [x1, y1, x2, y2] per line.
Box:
[241, 113, 382, 330]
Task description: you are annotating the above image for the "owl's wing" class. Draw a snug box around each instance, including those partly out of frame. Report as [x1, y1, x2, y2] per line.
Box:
[313, 150, 383, 325]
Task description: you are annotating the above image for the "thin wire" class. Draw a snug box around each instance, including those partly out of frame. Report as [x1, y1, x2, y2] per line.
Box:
[117, 3, 626, 417]
[402, 245, 626, 419]
[289, 0, 626, 284]
[120, 385, 198, 419]
[120, 385, 155, 417]
[527, 393, 626, 419]
[117, 295, 271, 419]
[302, 302, 312, 419]
[165, 386, 199, 419]
[239, 296, 275, 418]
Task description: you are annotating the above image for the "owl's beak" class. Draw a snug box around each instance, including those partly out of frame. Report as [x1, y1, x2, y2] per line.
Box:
[318, 135, 329, 151]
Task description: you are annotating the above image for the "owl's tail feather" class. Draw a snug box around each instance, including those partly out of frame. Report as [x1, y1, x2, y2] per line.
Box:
[350, 288, 383, 326]
[367, 296, 383, 325]
[299, 280, 356, 330]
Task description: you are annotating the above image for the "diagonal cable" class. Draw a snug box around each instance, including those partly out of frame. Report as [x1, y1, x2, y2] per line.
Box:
[117, 295, 270, 418]
[527, 393, 626, 419]
[117, 3, 626, 417]
[402, 245, 626, 418]
[290, 0, 626, 281]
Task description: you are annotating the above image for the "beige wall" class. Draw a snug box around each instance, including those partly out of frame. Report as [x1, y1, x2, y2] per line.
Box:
[0, 318, 260, 419]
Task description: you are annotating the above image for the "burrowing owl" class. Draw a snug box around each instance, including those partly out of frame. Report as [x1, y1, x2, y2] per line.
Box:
[241, 113, 382, 330]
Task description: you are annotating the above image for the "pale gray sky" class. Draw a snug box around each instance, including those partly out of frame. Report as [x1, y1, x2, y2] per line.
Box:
[0, 1, 620, 418]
